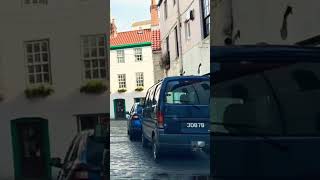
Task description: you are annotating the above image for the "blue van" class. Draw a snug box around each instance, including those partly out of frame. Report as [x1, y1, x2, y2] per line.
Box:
[141, 76, 210, 161]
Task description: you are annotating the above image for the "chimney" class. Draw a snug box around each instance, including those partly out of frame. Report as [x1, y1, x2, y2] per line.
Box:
[110, 18, 117, 38]
[150, 0, 159, 26]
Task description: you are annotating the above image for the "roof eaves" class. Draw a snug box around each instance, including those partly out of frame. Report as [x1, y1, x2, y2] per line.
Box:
[111, 42, 152, 50]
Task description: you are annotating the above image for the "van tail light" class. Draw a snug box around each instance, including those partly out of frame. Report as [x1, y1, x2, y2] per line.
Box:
[157, 111, 164, 128]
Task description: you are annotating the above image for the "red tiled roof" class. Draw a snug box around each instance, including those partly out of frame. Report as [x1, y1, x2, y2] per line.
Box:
[110, 29, 151, 46]
[152, 29, 161, 51]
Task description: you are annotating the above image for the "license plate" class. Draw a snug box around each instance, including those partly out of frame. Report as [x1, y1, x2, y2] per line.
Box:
[186, 122, 205, 128]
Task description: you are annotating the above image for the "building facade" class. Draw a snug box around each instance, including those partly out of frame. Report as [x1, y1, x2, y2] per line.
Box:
[212, 0, 320, 46]
[0, 1, 108, 179]
[158, 0, 210, 76]
[110, 27, 155, 119]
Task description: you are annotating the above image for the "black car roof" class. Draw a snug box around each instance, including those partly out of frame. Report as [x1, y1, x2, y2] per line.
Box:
[211, 45, 320, 62]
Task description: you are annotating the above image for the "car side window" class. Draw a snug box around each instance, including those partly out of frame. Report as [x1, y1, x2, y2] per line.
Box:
[153, 83, 161, 107]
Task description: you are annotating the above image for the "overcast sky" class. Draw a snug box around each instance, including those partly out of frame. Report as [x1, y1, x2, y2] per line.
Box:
[111, 0, 151, 32]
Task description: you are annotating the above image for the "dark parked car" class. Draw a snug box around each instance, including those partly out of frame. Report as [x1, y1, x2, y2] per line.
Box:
[50, 127, 108, 180]
[141, 76, 210, 161]
[211, 45, 320, 178]
[126, 102, 143, 140]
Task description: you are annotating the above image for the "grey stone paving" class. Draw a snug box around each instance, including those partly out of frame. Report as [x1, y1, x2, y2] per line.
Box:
[110, 120, 210, 179]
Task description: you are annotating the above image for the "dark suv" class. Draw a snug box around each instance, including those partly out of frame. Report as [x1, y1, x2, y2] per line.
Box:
[211, 45, 320, 178]
[141, 76, 210, 161]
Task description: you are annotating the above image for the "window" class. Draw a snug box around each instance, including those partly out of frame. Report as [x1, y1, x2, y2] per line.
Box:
[134, 48, 143, 61]
[136, 72, 144, 87]
[185, 20, 191, 40]
[24, 0, 47, 5]
[118, 74, 126, 88]
[201, 0, 210, 38]
[174, 26, 179, 58]
[164, 0, 168, 19]
[117, 50, 125, 63]
[77, 114, 109, 132]
[81, 35, 106, 80]
[166, 36, 170, 55]
[25, 39, 51, 85]
[165, 79, 210, 105]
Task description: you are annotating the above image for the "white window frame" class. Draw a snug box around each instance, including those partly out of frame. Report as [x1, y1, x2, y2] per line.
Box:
[117, 50, 125, 63]
[118, 74, 126, 89]
[134, 48, 143, 62]
[81, 34, 107, 81]
[136, 72, 144, 87]
[185, 20, 191, 40]
[25, 39, 51, 86]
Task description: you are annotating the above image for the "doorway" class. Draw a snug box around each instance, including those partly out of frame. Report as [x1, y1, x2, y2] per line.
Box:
[114, 99, 126, 119]
[11, 118, 51, 180]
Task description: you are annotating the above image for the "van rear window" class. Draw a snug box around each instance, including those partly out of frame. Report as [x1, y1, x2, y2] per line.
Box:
[164, 79, 210, 105]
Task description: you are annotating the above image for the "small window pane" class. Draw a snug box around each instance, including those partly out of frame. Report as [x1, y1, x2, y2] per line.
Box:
[85, 70, 92, 79]
[36, 74, 42, 83]
[84, 61, 91, 69]
[42, 53, 48, 62]
[93, 69, 99, 78]
[28, 65, 34, 73]
[43, 73, 49, 82]
[35, 65, 42, 72]
[34, 43, 40, 52]
[29, 75, 35, 83]
[84, 48, 90, 58]
[100, 69, 106, 78]
[91, 48, 97, 57]
[43, 64, 49, 72]
[99, 59, 106, 67]
[35, 54, 41, 62]
[92, 60, 98, 68]
[99, 48, 105, 56]
[27, 55, 33, 63]
[41, 42, 48, 51]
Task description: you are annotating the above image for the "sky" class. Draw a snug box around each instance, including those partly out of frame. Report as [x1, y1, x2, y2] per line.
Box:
[111, 0, 151, 32]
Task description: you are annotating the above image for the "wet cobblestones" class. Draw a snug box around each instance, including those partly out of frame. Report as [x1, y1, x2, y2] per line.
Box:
[110, 120, 210, 179]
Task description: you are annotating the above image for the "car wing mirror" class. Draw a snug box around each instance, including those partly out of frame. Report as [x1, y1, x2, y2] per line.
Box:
[50, 157, 62, 168]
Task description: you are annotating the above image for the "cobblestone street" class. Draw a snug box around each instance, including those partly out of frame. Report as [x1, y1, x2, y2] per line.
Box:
[110, 120, 210, 179]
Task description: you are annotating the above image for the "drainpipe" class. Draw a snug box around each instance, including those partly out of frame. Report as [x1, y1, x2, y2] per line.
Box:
[177, 0, 184, 75]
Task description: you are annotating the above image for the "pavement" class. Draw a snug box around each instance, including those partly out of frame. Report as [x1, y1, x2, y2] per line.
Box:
[110, 120, 210, 180]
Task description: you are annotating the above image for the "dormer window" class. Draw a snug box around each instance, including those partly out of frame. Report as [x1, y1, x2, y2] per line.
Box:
[137, 30, 144, 34]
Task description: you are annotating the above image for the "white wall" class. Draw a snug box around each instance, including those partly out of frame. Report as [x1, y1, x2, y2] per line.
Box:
[132, 24, 152, 31]
[0, 0, 108, 179]
[159, 0, 210, 76]
[110, 46, 154, 119]
[212, 0, 320, 45]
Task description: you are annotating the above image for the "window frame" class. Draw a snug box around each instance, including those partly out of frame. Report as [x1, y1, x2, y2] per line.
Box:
[24, 39, 52, 86]
[118, 74, 126, 89]
[201, 0, 210, 38]
[134, 48, 143, 62]
[174, 26, 179, 58]
[80, 34, 107, 81]
[164, 0, 168, 20]
[136, 72, 144, 87]
[116, 49, 125, 63]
